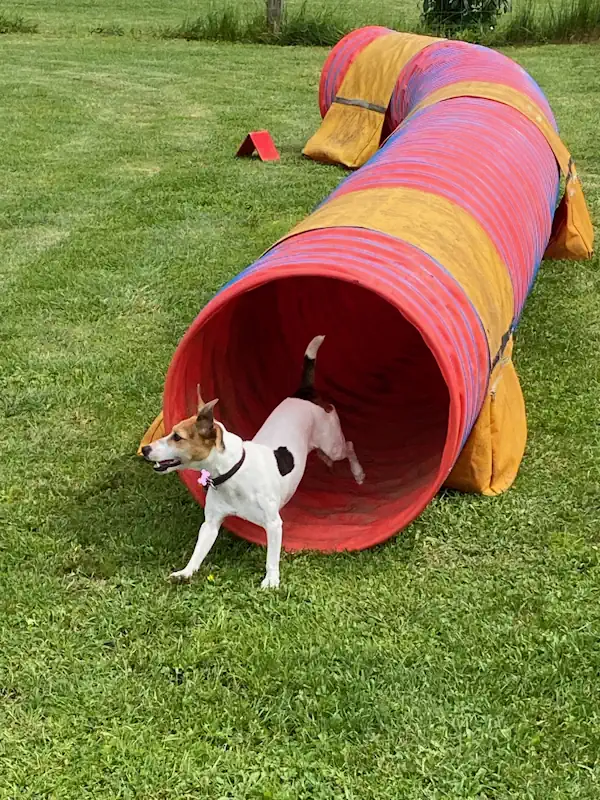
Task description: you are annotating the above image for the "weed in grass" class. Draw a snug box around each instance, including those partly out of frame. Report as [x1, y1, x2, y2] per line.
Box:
[162, 1, 352, 46]
[90, 23, 126, 37]
[278, 2, 351, 46]
[162, 3, 263, 43]
[537, 0, 600, 41]
[500, 0, 542, 41]
[0, 12, 37, 34]
[495, 0, 600, 41]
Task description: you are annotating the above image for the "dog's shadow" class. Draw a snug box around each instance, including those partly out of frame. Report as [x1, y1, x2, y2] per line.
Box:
[57, 451, 417, 582]
[57, 452, 259, 580]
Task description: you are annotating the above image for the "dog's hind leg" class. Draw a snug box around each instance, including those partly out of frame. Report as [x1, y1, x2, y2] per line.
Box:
[261, 514, 283, 589]
[317, 449, 334, 469]
[315, 407, 366, 485]
[345, 441, 365, 485]
[318, 438, 365, 485]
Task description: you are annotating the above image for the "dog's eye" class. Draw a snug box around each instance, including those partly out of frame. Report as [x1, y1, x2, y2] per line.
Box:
[172, 432, 182, 442]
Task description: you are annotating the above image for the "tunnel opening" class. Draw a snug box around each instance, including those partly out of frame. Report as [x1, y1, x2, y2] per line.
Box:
[164, 275, 452, 551]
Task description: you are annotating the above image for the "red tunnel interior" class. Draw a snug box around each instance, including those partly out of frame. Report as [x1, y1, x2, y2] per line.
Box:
[165, 276, 451, 551]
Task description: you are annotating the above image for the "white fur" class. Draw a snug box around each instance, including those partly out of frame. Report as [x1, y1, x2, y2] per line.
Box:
[305, 334, 325, 360]
[168, 399, 364, 589]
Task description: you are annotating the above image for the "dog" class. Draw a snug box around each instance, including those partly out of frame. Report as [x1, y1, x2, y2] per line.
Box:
[141, 335, 365, 588]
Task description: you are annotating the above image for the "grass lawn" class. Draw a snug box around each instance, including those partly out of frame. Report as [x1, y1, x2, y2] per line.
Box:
[3, 0, 424, 34]
[2, 0, 572, 36]
[1, 23, 600, 800]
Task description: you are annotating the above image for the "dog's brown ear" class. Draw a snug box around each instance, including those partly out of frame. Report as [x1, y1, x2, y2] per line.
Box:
[195, 398, 219, 437]
[196, 384, 205, 413]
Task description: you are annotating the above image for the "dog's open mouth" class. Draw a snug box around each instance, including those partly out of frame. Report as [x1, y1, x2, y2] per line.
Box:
[153, 459, 182, 473]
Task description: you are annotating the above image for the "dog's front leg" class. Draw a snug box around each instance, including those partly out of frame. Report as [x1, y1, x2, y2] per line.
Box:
[261, 515, 283, 589]
[170, 505, 225, 583]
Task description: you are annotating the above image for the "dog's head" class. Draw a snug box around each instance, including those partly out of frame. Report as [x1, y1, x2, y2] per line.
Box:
[141, 393, 223, 474]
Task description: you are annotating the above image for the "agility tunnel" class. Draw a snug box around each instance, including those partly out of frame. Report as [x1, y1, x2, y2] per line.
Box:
[142, 28, 593, 552]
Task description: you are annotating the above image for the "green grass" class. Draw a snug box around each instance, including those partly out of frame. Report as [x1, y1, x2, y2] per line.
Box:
[1, 0, 417, 34]
[1, 23, 600, 800]
[0, 0, 572, 37]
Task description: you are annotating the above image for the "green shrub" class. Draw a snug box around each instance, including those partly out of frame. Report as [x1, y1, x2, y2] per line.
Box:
[421, 0, 510, 33]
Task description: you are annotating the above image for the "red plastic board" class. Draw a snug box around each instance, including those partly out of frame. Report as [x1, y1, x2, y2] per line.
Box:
[236, 130, 280, 161]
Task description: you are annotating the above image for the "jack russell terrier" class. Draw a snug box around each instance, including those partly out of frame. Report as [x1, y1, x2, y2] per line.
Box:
[142, 335, 365, 588]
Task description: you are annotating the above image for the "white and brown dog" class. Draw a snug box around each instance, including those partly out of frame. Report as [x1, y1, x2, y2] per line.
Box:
[142, 336, 365, 588]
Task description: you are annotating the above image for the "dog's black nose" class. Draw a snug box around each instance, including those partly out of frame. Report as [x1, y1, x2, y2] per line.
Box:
[141, 445, 151, 459]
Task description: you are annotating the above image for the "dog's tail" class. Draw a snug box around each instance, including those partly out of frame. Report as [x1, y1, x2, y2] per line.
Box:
[294, 335, 325, 402]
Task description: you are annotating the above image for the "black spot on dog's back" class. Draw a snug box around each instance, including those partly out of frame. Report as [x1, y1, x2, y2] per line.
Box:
[274, 446, 295, 476]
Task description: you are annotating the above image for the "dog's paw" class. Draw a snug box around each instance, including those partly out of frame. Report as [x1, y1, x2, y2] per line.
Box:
[352, 465, 366, 485]
[169, 569, 193, 583]
[261, 573, 280, 590]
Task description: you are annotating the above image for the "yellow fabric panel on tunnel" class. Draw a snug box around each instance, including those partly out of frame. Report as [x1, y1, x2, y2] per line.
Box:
[138, 412, 165, 456]
[408, 80, 594, 260]
[302, 31, 442, 169]
[283, 186, 514, 359]
[445, 337, 527, 495]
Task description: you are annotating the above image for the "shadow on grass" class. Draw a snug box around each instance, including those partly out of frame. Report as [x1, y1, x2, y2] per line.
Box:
[55, 451, 257, 579]
[54, 449, 417, 581]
